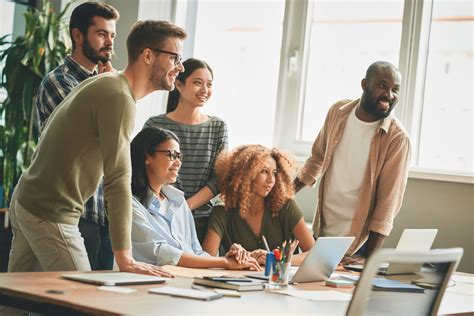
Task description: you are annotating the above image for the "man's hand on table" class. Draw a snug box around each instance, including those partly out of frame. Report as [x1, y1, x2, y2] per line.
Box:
[114, 249, 174, 277]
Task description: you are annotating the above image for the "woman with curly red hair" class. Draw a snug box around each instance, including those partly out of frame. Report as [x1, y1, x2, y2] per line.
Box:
[202, 145, 315, 265]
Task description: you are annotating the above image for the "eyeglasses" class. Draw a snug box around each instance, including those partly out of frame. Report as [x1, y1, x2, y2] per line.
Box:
[149, 48, 182, 66]
[153, 150, 182, 161]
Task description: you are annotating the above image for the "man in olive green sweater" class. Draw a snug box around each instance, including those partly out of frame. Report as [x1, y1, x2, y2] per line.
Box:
[8, 20, 186, 276]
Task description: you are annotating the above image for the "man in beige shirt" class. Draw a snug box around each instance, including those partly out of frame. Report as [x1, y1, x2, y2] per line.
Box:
[295, 61, 411, 260]
[8, 21, 186, 276]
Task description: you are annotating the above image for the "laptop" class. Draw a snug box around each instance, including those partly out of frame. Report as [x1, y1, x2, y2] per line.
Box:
[346, 248, 463, 316]
[62, 272, 167, 286]
[247, 236, 354, 283]
[344, 229, 438, 275]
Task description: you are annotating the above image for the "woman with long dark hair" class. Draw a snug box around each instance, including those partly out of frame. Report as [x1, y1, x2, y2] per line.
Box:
[144, 58, 227, 243]
[130, 127, 258, 270]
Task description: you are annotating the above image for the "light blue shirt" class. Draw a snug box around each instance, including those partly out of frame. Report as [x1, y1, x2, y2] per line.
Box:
[131, 185, 208, 266]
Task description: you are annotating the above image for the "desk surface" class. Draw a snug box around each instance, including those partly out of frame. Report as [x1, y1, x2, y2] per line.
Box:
[0, 270, 472, 315]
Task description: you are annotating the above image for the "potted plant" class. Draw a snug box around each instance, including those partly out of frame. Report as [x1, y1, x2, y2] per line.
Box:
[0, 1, 72, 209]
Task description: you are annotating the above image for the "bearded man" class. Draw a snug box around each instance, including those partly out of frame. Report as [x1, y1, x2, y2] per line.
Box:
[36, 2, 119, 130]
[10, 19, 186, 277]
[295, 61, 411, 263]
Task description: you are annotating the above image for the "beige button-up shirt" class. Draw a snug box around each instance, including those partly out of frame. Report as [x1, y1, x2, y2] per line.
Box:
[298, 99, 411, 254]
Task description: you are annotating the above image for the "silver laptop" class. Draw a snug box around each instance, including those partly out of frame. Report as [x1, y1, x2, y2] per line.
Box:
[345, 229, 438, 275]
[62, 272, 167, 286]
[247, 236, 354, 283]
[346, 248, 463, 316]
[383, 229, 438, 275]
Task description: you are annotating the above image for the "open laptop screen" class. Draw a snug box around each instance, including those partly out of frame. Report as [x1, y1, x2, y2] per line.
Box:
[363, 259, 456, 315]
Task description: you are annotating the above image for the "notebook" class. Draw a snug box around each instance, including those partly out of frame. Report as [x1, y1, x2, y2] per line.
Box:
[344, 229, 438, 275]
[341, 274, 424, 293]
[149, 286, 223, 301]
[246, 236, 355, 283]
[62, 272, 167, 286]
[192, 277, 264, 291]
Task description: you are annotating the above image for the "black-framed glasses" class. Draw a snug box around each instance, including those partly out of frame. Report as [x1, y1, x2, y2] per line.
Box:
[149, 48, 182, 66]
[153, 150, 182, 161]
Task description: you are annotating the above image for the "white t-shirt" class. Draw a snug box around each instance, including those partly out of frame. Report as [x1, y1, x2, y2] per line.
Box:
[321, 106, 379, 237]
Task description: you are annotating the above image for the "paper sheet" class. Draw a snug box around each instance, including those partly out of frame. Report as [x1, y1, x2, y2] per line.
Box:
[149, 286, 223, 300]
[161, 265, 229, 278]
[274, 286, 352, 301]
[452, 274, 474, 284]
[97, 286, 137, 294]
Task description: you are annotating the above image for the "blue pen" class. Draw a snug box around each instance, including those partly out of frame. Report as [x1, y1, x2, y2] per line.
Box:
[264, 252, 274, 277]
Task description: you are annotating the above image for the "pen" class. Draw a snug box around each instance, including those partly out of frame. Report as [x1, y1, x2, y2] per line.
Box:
[262, 235, 270, 252]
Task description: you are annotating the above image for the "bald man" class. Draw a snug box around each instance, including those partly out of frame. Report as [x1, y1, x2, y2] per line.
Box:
[295, 61, 411, 261]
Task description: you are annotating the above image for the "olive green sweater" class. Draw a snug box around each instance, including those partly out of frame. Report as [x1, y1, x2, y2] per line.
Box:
[16, 72, 136, 250]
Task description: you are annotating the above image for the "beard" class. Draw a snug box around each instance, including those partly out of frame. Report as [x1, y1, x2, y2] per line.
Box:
[83, 38, 112, 64]
[361, 88, 397, 119]
[150, 60, 175, 91]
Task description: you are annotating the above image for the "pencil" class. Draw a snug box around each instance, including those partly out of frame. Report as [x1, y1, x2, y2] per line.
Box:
[262, 235, 271, 252]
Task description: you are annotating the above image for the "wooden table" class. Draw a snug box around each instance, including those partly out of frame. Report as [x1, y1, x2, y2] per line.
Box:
[0, 270, 472, 315]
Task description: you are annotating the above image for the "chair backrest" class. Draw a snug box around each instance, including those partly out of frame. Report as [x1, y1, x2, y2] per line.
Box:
[346, 248, 463, 316]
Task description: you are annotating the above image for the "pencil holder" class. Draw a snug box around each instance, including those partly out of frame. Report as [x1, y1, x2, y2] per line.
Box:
[268, 261, 291, 289]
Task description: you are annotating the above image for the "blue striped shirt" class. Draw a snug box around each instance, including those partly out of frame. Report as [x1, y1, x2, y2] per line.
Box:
[35, 55, 105, 225]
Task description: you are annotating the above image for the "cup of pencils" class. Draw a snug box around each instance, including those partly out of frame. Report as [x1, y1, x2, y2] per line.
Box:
[267, 240, 299, 289]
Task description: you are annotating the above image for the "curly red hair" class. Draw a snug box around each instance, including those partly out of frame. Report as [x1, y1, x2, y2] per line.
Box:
[215, 145, 297, 218]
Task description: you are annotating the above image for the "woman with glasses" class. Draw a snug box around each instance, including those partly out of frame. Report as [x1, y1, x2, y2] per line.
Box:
[144, 58, 227, 243]
[130, 127, 260, 270]
[202, 145, 315, 265]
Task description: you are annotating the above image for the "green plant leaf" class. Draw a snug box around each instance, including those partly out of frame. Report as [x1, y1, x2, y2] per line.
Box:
[0, 0, 71, 206]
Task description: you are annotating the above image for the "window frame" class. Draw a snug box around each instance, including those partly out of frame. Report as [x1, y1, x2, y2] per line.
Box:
[274, 0, 473, 183]
[273, 0, 314, 156]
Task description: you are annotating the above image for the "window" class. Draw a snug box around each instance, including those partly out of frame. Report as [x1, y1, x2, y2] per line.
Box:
[275, 0, 473, 179]
[301, 0, 404, 142]
[153, 0, 471, 180]
[184, 0, 286, 148]
[415, 0, 473, 174]
[133, 0, 177, 138]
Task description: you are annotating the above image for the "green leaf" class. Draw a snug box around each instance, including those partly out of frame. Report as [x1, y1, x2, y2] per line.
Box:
[0, 0, 70, 206]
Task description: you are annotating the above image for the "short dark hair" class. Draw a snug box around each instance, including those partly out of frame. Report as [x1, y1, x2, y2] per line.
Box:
[126, 20, 187, 64]
[131, 127, 179, 203]
[166, 58, 213, 113]
[69, 2, 119, 49]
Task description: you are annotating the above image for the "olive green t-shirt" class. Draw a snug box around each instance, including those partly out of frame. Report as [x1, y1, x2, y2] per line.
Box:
[208, 199, 303, 252]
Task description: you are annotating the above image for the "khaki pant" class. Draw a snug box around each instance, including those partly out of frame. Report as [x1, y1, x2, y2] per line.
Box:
[7, 190, 91, 273]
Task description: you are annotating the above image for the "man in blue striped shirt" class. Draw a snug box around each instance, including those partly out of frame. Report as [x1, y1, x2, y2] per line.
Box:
[35, 2, 119, 270]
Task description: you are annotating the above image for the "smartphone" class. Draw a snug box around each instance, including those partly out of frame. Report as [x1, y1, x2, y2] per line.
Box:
[343, 264, 364, 272]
